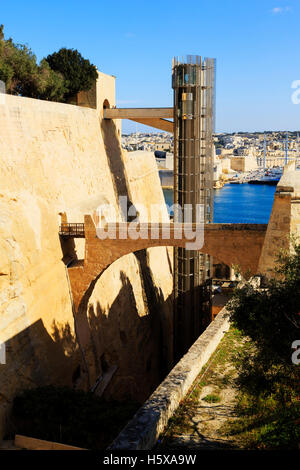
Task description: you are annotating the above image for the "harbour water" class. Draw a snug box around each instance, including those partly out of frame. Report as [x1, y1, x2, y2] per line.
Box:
[163, 183, 276, 224]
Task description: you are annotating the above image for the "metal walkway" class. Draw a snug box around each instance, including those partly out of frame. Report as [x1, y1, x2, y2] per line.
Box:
[59, 223, 85, 238]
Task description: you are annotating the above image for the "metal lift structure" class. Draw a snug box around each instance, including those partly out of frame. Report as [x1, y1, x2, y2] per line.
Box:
[172, 55, 216, 359]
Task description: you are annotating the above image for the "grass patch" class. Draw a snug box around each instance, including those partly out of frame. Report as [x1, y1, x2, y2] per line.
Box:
[220, 334, 300, 449]
[161, 325, 300, 450]
[223, 242, 300, 449]
[160, 327, 243, 442]
[222, 377, 300, 449]
[202, 394, 221, 403]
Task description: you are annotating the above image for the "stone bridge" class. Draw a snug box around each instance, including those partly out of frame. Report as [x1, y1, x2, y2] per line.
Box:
[62, 215, 267, 313]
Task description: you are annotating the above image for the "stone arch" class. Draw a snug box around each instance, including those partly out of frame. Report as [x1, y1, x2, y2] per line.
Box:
[67, 215, 267, 314]
[103, 98, 110, 110]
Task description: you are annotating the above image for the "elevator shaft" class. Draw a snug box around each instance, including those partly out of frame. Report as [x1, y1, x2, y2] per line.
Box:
[172, 56, 215, 359]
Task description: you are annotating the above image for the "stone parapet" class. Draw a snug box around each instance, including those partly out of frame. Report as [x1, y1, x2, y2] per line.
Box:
[258, 162, 300, 277]
[109, 308, 230, 450]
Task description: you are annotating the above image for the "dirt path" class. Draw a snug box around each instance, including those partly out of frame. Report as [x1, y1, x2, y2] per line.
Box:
[158, 328, 246, 450]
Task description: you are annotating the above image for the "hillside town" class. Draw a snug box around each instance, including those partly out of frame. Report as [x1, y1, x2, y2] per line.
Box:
[122, 130, 300, 188]
[121, 131, 174, 153]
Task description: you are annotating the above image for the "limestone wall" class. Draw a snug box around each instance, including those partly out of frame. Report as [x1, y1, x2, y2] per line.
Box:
[230, 156, 258, 172]
[258, 162, 300, 277]
[0, 76, 173, 436]
[109, 308, 230, 450]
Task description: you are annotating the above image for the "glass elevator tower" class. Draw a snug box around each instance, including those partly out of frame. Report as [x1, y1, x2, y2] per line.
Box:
[172, 55, 216, 359]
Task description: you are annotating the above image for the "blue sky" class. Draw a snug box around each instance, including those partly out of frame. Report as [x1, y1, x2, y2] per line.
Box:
[1, 0, 300, 133]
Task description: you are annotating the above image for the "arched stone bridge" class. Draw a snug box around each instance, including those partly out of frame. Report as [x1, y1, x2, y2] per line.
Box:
[61, 215, 267, 312]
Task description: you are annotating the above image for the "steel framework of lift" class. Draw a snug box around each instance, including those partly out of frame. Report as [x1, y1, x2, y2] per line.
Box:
[172, 56, 215, 359]
[103, 56, 216, 360]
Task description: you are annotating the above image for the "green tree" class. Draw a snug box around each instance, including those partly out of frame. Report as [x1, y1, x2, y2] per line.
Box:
[227, 243, 300, 365]
[0, 24, 65, 101]
[225, 243, 300, 449]
[3, 42, 40, 97]
[37, 59, 66, 101]
[45, 48, 98, 101]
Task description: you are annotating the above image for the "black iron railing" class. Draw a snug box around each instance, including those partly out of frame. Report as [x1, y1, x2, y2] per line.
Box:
[59, 223, 85, 238]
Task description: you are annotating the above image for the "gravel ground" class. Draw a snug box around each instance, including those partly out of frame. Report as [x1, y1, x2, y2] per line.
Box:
[158, 329, 246, 450]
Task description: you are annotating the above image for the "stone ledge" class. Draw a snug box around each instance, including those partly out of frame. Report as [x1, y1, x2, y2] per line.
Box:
[206, 224, 267, 231]
[108, 308, 230, 450]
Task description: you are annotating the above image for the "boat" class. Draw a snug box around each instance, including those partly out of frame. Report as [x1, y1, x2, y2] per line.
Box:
[248, 176, 280, 185]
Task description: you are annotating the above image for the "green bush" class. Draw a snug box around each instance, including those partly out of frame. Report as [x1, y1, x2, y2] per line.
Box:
[45, 48, 98, 101]
[227, 243, 300, 367]
[0, 25, 97, 102]
[226, 242, 300, 449]
[202, 394, 221, 403]
[0, 25, 65, 101]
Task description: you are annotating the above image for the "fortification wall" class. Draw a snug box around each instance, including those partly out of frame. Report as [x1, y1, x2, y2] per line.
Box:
[0, 75, 173, 436]
[258, 162, 300, 277]
[109, 308, 230, 450]
[230, 155, 257, 172]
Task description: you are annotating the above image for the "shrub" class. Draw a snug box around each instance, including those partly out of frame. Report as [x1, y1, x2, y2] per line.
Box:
[45, 48, 98, 101]
[225, 242, 300, 448]
[0, 25, 97, 102]
[227, 242, 300, 367]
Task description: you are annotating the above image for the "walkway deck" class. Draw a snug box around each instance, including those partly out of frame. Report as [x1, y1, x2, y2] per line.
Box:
[60, 217, 267, 312]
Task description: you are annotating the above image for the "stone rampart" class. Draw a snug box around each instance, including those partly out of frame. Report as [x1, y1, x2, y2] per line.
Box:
[258, 162, 300, 277]
[109, 308, 230, 450]
[0, 74, 173, 436]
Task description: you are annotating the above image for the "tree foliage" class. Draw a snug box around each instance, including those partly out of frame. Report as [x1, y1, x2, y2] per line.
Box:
[45, 48, 98, 101]
[227, 242, 300, 366]
[0, 25, 65, 100]
[225, 244, 300, 449]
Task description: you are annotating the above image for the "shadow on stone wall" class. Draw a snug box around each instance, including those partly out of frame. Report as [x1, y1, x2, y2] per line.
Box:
[0, 318, 80, 437]
[100, 118, 129, 204]
[0, 272, 208, 439]
[0, 118, 175, 429]
[59, 236, 78, 266]
[87, 271, 165, 403]
[0, 265, 172, 440]
[174, 284, 212, 362]
[74, 264, 173, 402]
[97, 117, 173, 394]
